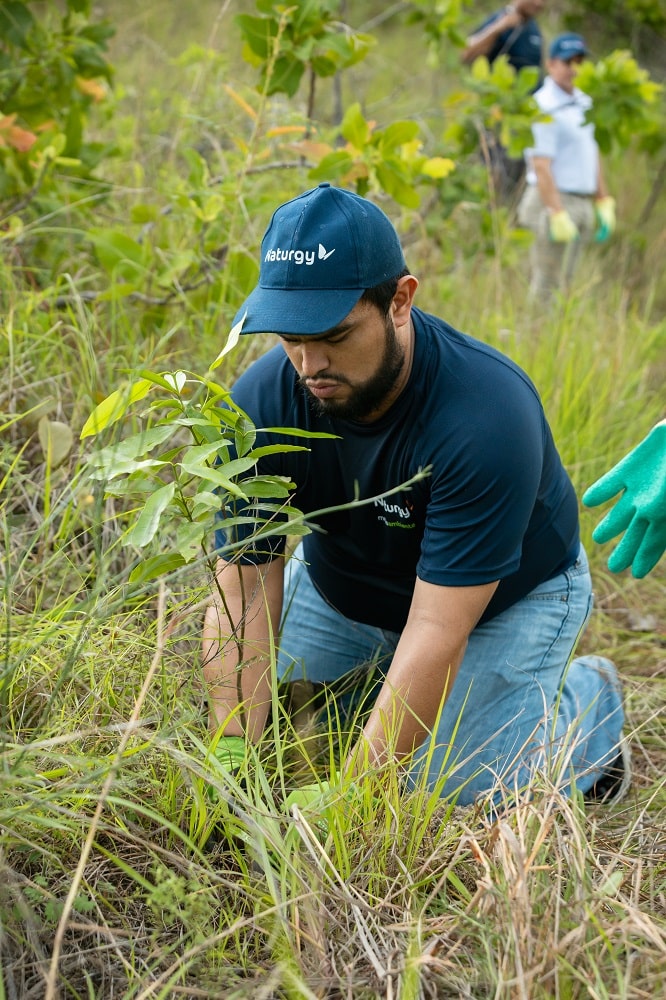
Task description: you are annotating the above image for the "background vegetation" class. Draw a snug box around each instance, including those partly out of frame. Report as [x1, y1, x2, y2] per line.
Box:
[1, 1, 664, 997]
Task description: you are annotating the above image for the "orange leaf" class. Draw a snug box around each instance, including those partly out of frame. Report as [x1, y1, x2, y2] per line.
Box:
[0, 115, 37, 153]
[288, 139, 333, 160]
[266, 125, 308, 137]
[76, 76, 106, 102]
[223, 84, 257, 120]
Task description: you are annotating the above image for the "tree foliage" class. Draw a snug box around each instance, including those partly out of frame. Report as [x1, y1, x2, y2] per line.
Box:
[0, 0, 114, 216]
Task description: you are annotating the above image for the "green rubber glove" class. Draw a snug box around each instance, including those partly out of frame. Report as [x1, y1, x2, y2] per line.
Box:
[211, 735, 246, 772]
[549, 209, 579, 243]
[283, 770, 344, 833]
[583, 421, 666, 578]
[594, 196, 616, 242]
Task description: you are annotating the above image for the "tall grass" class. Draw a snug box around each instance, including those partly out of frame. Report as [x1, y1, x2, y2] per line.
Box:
[1, 2, 664, 997]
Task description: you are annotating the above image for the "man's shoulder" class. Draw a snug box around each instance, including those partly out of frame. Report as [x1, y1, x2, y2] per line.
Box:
[414, 309, 541, 405]
[533, 76, 560, 110]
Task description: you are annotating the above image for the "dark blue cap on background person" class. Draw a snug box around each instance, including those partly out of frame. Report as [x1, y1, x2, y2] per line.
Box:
[549, 32, 588, 61]
[233, 182, 407, 336]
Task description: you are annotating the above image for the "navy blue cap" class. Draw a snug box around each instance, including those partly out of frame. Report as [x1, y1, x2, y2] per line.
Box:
[549, 32, 588, 61]
[232, 183, 407, 335]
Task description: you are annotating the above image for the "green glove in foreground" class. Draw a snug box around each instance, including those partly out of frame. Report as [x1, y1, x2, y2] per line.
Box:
[594, 196, 616, 242]
[211, 735, 246, 773]
[284, 779, 335, 812]
[583, 421, 666, 578]
[549, 209, 579, 243]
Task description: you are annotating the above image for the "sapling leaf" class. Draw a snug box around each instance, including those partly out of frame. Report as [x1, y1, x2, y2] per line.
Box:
[181, 463, 248, 498]
[80, 379, 153, 438]
[261, 426, 339, 440]
[191, 491, 221, 514]
[89, 425, 176, 467]
[248, 444, 309, 459]
[212, 314, 245, 368]
[176, 521, 205, 561]
[242, 476, 293, 498]
[129, 553, 187, 584]
[88, 458, 165, 481]
[125, 482, 176, 547]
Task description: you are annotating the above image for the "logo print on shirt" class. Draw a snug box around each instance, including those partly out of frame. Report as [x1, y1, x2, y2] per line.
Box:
[374, 496, 416, 530]
[264, 244, 336, 265]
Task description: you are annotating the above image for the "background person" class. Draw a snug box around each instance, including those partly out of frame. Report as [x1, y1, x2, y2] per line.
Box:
[204, 182, 628, 813]
[461, 1, 546, 201]
[517, 32, 616, 300]
[461, 0, 545, 75]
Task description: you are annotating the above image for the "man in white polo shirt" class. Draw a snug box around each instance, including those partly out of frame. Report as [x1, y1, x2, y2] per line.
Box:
[517, 32, 616, 299]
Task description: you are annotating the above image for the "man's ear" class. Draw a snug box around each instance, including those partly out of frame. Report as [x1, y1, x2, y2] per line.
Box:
[391, 275, 419, 326]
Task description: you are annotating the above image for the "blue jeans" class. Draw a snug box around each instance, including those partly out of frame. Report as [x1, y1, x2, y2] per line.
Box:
[277, 544, 624, 805]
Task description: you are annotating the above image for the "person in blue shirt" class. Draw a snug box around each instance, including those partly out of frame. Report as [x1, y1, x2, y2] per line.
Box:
[461, 0, 545, 75]
[204, 183, 629, 815]
[517, 32, 616, 299]
[461, 2, 546, 201]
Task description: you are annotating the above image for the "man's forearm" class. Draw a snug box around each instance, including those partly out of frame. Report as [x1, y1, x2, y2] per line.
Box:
[533, 157, 562, 212]
[350, 577, 497, 776]
[202, 557, 284, 742]
[356, 626, 464, 770]
[462, 8, 522, 64]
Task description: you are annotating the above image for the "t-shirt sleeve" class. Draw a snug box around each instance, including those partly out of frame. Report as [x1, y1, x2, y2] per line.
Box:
[416, 379, 545, 587]
[531, 120, 557, 159]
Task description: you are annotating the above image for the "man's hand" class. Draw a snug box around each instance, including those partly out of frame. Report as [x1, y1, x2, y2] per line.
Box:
[549, 210, 579, 243]
[594, 196, 616, 242]
[583, 422, 666, 578]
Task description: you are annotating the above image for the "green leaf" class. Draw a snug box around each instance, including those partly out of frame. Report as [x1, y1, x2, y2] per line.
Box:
[235, 14, 274, 60]
[261, 426, 338, 440]
[376, 162, 421, 208]
[243, 476, 293, 499]
[80, 379, 153, 438]
[180, 462, 248, 499]
[308, 150, 355, 182]
[129, 553, 186, 584]
[88, 458, 165, 482]
[88, 228, 147, 281]
[379, 120, 420, 152]
[340, 103, 370, 149]
[266, 55, 305, 98]
[90, 424, 177, 466]
[175, 521, 204, 562]
[248, 444, 308, 459]
[125, 482, 176, 548]
[38, 418, 74, 468]
[191, 491, 221, 514]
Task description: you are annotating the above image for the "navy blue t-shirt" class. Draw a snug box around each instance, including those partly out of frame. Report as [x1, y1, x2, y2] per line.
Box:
[216, 308, 579, 632]
[476, 12, 543, 74]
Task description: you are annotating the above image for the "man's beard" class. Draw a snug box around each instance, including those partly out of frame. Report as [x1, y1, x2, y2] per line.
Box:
[299, 316, 406, 422]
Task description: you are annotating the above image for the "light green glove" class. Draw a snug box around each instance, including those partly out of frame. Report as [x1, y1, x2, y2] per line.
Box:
[211, 735, 246, 773]
[283, 771, 343, 833]
[594, 196, 616, 242]
[549, 209, 579, 242]
[284, 779, 334, 812]
[583, 421, 666, 578]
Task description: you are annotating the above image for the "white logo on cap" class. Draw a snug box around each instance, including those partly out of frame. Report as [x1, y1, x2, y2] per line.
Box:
[264, 244, 336, 265]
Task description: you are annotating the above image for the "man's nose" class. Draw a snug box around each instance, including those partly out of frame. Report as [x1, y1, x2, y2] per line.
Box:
[299, 342, 329, 377]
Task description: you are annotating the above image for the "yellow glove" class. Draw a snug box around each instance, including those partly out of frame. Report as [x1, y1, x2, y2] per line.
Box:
[594, 196, 616, 242]
[549, 209, 579, 243]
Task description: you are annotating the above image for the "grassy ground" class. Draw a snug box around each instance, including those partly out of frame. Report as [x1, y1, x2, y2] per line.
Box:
[1, 2, 665, 997]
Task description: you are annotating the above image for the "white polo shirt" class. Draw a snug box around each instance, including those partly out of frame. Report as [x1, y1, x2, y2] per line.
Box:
[525, 76, 599, 194]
